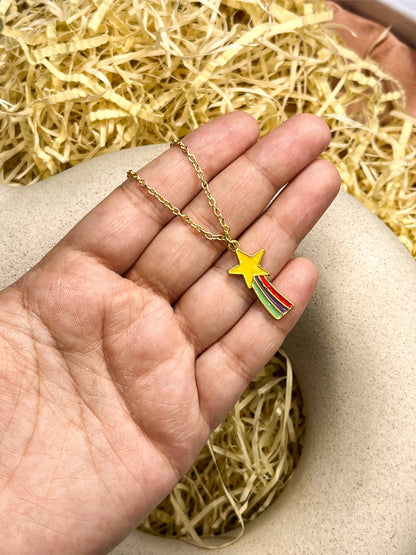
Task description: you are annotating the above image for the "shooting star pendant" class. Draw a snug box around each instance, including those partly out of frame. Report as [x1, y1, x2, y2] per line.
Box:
[228, 248, 294, 320]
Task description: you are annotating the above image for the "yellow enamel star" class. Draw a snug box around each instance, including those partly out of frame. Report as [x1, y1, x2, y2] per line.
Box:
[228, 248, 269, 288]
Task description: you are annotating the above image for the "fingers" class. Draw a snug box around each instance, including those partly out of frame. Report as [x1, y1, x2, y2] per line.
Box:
[125, 114, 331, 301]
[195, 257, 318, 428]
[61, 112, 260, 273]
[174, 157, 340, 355]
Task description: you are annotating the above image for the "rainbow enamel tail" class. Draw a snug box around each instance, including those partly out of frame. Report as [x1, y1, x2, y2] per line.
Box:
[252, 275, 294, 320]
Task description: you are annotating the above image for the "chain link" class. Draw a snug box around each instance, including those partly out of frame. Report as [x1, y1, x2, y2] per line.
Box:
[127, 139, 240, 252]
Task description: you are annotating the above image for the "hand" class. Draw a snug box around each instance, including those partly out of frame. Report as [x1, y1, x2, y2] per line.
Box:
[0, 112, 339, 554]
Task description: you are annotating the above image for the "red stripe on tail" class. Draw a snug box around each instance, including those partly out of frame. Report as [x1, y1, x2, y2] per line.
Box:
[258, 276, 293, 309]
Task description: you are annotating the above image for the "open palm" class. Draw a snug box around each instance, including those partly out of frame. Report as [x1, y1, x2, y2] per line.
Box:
[0, 112, 339, 554]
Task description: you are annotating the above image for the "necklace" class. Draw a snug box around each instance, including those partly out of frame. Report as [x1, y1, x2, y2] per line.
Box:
[127, 139, 294, 320]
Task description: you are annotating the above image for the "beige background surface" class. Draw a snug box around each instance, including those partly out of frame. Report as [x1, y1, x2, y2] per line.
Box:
[1, 145, 415, 553]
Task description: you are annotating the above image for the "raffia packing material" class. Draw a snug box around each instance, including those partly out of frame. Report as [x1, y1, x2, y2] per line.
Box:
[139, 352, 303, 548]
[0, 0, 415, 255]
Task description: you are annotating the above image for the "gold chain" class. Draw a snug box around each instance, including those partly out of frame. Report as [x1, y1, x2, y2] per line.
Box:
[127, 139, 240, 252]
